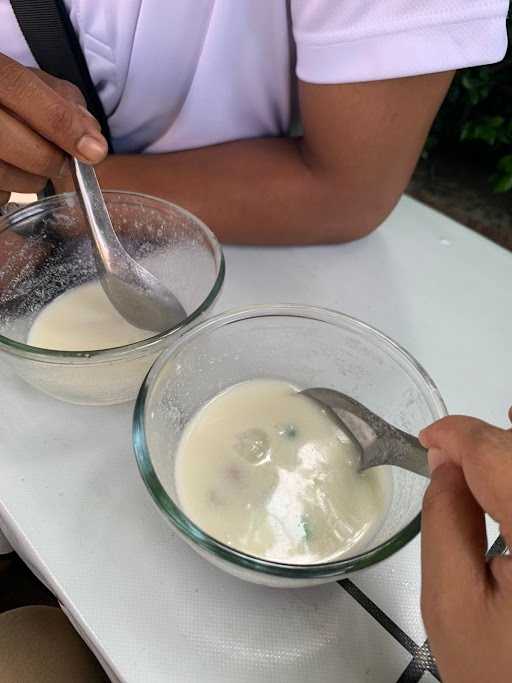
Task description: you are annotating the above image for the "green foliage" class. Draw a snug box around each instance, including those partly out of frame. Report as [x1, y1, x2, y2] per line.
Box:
[461, 116, 512, 147]
[492, 155, 512, 192]
[426, 15, 512, 192]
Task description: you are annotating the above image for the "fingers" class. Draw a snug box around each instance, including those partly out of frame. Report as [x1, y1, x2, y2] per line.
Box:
[0, 54, 107, 163]
[30, 69, 85, 107]
[489, 555, 512, 591]
[49, 174, 74, 195]
[420, 416, 491, 466]
[31, 71, 102, 137]
[421, 463, 487, 632]
[0, 57, 107, 198]
[0, 160, 46, 194]
[420, 416, 512, 539]
[425, 446, 449, 472]
[0, 108, 65, 177]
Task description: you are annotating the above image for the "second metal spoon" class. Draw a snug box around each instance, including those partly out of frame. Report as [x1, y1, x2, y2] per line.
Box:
[302, 387, 429, 478]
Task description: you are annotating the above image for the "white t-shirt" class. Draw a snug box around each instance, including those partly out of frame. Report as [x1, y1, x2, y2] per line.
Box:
[0, 1, 508, 154]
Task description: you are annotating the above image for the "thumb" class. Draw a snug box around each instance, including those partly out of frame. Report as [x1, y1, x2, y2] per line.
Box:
[421, 463, 487, 630]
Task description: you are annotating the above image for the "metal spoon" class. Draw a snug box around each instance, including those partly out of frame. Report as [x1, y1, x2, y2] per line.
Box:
[72, 158, 186, 332]
[302, 389, 512, 557]
[302, 388, 429, 478]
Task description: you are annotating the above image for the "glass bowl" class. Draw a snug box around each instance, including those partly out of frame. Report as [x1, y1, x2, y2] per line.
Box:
[133, 305, 447, 587]
[0, 192, 224, 405]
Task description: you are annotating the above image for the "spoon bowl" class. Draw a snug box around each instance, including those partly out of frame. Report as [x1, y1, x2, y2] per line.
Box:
[73, 158, 186, 331]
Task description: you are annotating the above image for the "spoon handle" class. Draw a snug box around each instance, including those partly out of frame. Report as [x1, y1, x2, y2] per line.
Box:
[72, 158, 124, 267]
[369, 430, 430, 479]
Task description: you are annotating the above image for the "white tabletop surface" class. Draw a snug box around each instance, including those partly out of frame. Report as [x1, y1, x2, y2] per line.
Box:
[0, 196, 510, 682]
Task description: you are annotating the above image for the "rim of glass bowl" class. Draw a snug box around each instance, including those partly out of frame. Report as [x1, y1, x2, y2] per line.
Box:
[0, 191, 225, 364]
[133, 304, 447, 579]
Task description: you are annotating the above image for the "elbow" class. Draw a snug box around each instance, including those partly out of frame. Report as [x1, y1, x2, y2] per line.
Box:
[311, 181, 403, 245]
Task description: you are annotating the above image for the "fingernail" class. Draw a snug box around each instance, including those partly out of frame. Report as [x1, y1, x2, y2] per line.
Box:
[419, 429, 428, 447]
[428, 448, 448, 474]
[76, 135, 107, 163]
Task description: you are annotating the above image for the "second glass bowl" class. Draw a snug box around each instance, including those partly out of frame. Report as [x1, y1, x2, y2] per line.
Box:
[133, 305, 447, 587]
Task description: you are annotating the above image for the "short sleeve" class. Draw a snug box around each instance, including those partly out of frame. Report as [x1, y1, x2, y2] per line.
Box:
[292, 0, 509, 83]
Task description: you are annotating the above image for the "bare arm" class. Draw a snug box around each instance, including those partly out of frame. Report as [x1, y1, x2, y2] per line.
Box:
[87, 72, 454, 245]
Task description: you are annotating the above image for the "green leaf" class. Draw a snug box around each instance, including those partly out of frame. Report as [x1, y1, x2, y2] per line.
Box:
[492, 173, 512, 193]
[460, 69, 493, 105]
[488, 116, 505, 127]
[460, 116, 510, 146]
[491, 156, 512, 193]
[496, 154, 512, 173]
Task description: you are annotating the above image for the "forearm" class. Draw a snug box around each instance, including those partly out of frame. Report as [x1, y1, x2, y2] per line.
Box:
[93, 137, 389, 245]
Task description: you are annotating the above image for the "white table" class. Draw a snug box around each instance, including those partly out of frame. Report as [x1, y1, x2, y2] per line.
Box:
[1, 196, 510, 682]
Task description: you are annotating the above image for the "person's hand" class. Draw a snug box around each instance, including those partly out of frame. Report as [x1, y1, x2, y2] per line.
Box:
[419, 409, 512, 683]
[0, 53, 107, 206]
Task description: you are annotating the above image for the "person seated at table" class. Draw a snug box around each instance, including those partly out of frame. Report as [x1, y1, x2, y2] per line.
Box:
[0, 410, 511, 681]
[0, 0, 507, 245]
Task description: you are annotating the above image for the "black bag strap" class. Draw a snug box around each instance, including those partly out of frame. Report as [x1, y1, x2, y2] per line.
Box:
[9, 0, 112, 150]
